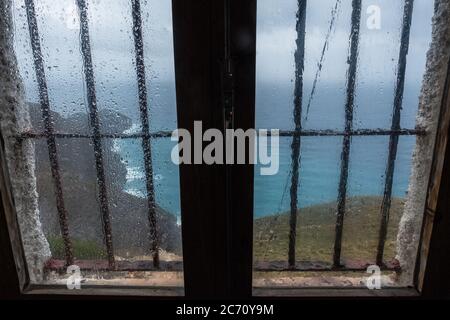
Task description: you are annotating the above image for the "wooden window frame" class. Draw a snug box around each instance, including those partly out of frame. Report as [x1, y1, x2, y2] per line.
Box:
[1, 0, 450, 299]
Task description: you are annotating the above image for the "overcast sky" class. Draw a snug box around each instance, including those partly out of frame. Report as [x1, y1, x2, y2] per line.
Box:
[11, 0, 434, 124]
[256, 0, 433, 84]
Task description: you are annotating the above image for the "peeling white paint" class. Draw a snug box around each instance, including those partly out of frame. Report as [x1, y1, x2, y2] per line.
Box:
[396, 0, 450, 286]
[0, 0, 50, 283]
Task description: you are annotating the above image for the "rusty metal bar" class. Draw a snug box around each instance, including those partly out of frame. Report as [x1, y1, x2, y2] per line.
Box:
[131, 0, 159, 268]
[76, 0, 115, 269]
[273, 128, 424, 137]
[377, 0, 415, 266]
[24, 0, 74, 266]
[16, 131, 173, 139]
[44, 259, 182, 273]
[288, 0, 307, 269]
[14, 128, 424, 141]
[333, 0, 362, 268]
[43, 258, 400, 273]
[254, 259, 400, 272]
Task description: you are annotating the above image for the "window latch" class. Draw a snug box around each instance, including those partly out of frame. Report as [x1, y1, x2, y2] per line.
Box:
[222, 58, 234, 130]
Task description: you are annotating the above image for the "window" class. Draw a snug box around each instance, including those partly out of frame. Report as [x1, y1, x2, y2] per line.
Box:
[4, 0, 182, 290]
[1, 0, 449, 298]
[253, 0, 434, 289]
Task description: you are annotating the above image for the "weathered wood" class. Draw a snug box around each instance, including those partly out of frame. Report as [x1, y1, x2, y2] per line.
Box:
[24, 284, 184, 297]
[417, 59, 450, 292]
[0, 0, 30, 296]
[253, 287, 419, 297]
[0, 135, 29, 296]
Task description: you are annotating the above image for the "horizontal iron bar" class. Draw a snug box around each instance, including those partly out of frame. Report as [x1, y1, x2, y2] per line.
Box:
[43, 258, 400, 273]
[254, 259, 400, 272]
[275, 128, 425, 137]
[44, 259, 182, 273]
[14, 131, 173, 139]
[13, 128, 425, 140]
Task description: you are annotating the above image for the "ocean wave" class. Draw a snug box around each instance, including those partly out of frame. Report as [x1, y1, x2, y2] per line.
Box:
[111, 139, 121, 153]
[124, 188, 146, 199]
[126, 166, 146, 181]
[123, 122, 141, 135]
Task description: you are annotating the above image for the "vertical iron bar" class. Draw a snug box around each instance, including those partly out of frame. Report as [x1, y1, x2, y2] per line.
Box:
[76, 0, 115, 269]
[333, 0, 361, 268]
[131, 0, 159, 268]
[24, 0, 74, 266]
[377, 0, 414, 266]
[288, 0, 307, 269]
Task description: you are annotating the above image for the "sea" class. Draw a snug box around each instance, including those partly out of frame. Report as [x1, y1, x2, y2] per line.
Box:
[107, 81, 420, 220]
[22, 76, 421, 221]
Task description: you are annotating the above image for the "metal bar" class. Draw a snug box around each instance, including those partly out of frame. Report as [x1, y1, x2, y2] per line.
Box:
[43, 259, 399, 273]
[14, 128, 425, 140]
[44, 259, 182, 272]
[24, 0, 74, 266]
[377, 0, 415, 266]
[254, 259, 400, 272]
[15, 131, 173, 139]
[76, 0, 115, 269]
[273, 128, 424, 137]
[288, 0, 307, 269]
[333, 0, 362, 268]
[131, 0, 159, 268]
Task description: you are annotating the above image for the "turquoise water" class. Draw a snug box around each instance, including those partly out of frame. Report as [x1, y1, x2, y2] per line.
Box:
[23, 77, 419, 219]
[119, 133, 415, 218]
[93, 81, 419, 219]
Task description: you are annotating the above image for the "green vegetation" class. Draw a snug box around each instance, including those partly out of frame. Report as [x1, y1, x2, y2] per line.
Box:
[47, 235, 107, 260]
[254, 196, 404, 263]
[47, 196, 404, 263]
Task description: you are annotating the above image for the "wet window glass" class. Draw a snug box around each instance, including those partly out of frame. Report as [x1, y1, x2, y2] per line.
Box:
[8, 0, 182, 288]
[254, 0, 433, 288]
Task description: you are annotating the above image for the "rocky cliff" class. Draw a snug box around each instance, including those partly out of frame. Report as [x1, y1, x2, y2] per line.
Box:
[28, 103, 182, 258]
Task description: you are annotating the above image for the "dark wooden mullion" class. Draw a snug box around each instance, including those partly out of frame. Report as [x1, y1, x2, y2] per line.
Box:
[228, 0, 256, 297]
[172, 0, 256, 298]
[172, 0, 228, 297]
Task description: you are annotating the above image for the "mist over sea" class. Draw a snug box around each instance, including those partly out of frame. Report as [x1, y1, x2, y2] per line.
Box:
[22, 77, 420, 219]
[23, 79, 420, 219]
[107, 82, 419, 218]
